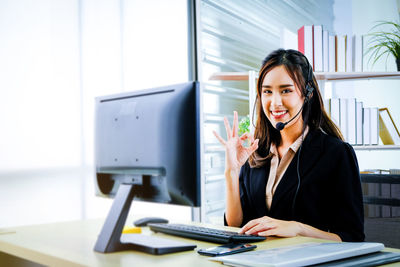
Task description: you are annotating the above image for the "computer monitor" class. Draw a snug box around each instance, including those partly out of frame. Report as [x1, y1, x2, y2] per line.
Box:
[93, 81, 201, 253]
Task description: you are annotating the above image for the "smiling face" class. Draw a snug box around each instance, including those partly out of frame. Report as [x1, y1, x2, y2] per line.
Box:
[261, 65, 305, 132]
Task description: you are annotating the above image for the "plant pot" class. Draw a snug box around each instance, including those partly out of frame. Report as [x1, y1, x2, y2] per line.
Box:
[397, 58, 400, 71]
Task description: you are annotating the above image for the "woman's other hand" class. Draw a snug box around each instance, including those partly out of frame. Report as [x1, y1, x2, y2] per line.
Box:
[239, 216, 301, 238]
[213, 111, 259, 173]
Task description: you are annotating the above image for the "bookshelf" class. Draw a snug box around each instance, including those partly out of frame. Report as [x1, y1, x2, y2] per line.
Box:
[353, 145, 400, 150]
[315, 72, 400, 81]
[209, 71, 400, 81]
[209, 71, 400, 150]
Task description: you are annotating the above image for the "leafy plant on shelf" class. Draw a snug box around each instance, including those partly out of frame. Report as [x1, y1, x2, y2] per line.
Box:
[365, 20, 400, 71]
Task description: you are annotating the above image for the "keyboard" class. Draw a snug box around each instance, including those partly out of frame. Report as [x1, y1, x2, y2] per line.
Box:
[148, 223, 266, 244]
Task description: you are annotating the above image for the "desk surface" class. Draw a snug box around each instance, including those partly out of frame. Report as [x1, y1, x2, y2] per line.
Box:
[0, 219, 399, 267]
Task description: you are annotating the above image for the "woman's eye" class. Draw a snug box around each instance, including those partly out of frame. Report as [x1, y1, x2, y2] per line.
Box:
[282, 89, 292, 94]
[263, 89, 272, 94]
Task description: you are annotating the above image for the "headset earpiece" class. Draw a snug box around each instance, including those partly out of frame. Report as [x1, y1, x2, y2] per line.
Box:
[304, 56, 314, 101]
[305, 83, 313, 101]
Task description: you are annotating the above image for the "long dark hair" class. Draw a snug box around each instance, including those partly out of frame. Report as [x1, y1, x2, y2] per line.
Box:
[249, 49, 343, 167]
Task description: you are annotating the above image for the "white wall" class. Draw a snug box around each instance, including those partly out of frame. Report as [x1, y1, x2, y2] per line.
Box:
[0, 0, 190, 228]
[332, 0, 400, 171]
[0, 0, 85, 227]
[0, 0, 81, 171]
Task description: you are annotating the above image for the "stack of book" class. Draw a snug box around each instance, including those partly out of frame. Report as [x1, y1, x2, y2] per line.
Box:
[326, 99, 400, 146]
[327, 98, 378, 145]
[298, 25, 363, 72]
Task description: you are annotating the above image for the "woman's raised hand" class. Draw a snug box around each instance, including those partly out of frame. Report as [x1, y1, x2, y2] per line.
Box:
[213, 111, 259, 173]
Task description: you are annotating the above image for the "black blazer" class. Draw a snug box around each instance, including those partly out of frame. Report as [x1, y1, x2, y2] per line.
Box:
[227, 129, 365, 242]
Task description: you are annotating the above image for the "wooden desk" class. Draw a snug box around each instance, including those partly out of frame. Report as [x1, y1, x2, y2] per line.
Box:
[0, 219, 399, 267]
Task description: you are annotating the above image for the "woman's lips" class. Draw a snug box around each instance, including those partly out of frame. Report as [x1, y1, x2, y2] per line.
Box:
[271, 110, 288, 119]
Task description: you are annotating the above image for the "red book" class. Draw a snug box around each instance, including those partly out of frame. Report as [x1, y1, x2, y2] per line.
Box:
[298, 26, 305, 54]
[297, 25, 314, 70]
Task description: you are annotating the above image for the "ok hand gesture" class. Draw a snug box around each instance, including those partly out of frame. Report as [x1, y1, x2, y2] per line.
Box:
[213, 111, 259, 173]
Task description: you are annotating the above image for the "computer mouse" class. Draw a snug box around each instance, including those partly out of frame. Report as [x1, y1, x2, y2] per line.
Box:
[134, 217, 169, 227]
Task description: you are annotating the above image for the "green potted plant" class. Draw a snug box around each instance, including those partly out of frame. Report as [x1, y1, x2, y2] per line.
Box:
[238, 115, 251, 147]
[238, 115, 250, 136]
[365, 20, 400, 71]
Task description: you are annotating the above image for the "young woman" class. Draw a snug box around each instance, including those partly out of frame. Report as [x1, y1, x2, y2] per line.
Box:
[213, 49, 364, 242]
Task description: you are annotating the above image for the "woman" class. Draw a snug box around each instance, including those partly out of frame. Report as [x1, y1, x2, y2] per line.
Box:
[213, 49, 364, 242]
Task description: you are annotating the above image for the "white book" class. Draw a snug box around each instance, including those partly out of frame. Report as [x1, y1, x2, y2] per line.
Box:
[329, 98, 340, 128]
[354, 35, 363, 72]
[323, 98, 330, 117]
[370, 107, 379, 145]
[211, 242, 384, 267]
[337, 35, 346, 72]
[363, 107, 371, 145]
[346, 36, 353, 72]
[313, 25, 323, 72]
[356, 101, 363, 145]
[328, 35, 336, 72]
[323, 30, 329, 72]
[340, 98, 348, 141]
[347, 98, 356, 145]
[300, 25, 314, 70]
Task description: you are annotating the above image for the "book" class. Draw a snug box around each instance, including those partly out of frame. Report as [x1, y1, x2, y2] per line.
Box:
[347, 98, 356, 145]
[356, 101, 363, 145]
[390, 169, 400, 174]
[346, 36, 353, 72]
[334, 35, 338, 72]
[313, 25, 323, 72]
[328, 35, 336, 72]
[370, 107, 379, 145]
[210, 242, 385, 267]
[340, 98, 348, 141]
[379, 107, 400, 145]
[323, 30, 329, 72]
[337, 35, 346, 72]
[298, 25, 314, 70]
[353, 35, 363, 72]
[329, 98, 340, 128]
[363, 107, 371, 145]
[323, 98, 331, 118]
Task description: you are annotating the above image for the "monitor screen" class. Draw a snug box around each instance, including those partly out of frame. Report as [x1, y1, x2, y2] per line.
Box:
[95, 81, 200, 207]
[93, 82, 201, 253]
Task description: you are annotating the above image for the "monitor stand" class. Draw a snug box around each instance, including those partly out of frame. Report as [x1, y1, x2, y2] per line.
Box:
[94, 183, 196, 254]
